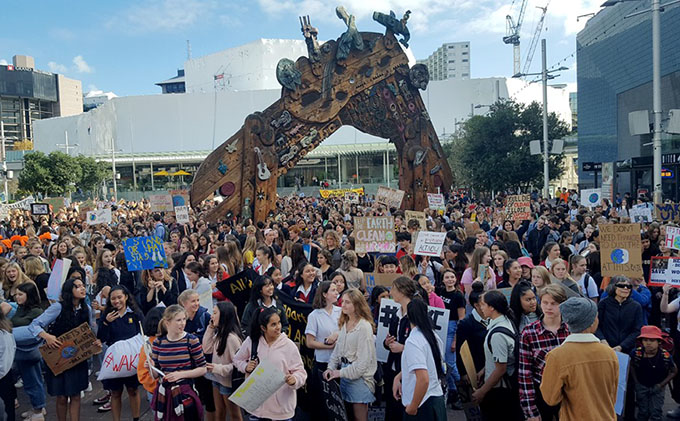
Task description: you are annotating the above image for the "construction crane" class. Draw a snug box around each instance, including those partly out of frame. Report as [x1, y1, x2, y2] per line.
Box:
[522, 2, 551, 75]
[503, 0, 528, 76]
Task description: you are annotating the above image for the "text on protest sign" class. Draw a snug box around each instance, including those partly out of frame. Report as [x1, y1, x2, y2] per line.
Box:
[376, 186, 405, 209]
[656, 202, 680, 222]
[600, 223, 643, 278]
[414, 231, 447, 257]
[364, 272, 401, 294]
[123, 236, 168, 271]
[149, 193, 174, 213]
[318, 371, 349, 421]
[375, 298, 448, 363]
[40, 322, 101, 376]
[666, 226, 680, 251]
[344, 191, 359, 204]
[404, 210, 427, 232]
[648, 257, 680, 288]
[427, 193, 446, 211]
[86, 208, 112, 225]
[229, 359, 286, 414]
[174, 205, 190, 224]
[629, 206, 653, 223]
[504, 194, 531, 221]
[353, 216, 395, 254]
[98, 334, 143, 381]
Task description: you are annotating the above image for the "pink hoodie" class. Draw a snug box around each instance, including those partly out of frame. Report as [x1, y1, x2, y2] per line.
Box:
[233, 332, 307, 419]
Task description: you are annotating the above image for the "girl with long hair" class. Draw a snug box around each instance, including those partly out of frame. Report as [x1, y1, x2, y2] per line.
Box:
[324, 230, 343, 270]
[203, 302, 244, 421]
[3, 261, 35, 301]
[27, 278, 101, 421]
[531, 266, 552, 292]
[472, 289, 522, 420]
[439, 269, 466, 409]
[509, 280, 542, 332]
[539, 242, 561, 270]
[492, 250, 509, 285]
[240, 275, 289, 336]
[283, 262, 319, 304]
[392, 299, 447, 420]
[93, 248, 119, 297]
[550, 258, 581, 296]
[316, 249, 333, 281]
[149, 305, 208, 421]
[460, 247, 496, 296]
[254, 245, 275, 277]
[171, 251, 196, 293]
[415, 274, 445, 309]
[498, 259, 523, 289]
[324, 289, 377, 421]
[97, 285, 143, 421]
[139, 268, 178, 314]
[233, 307, 307, 421]
[400, 255, 418, 279]
[339, 250, 365, 291]
[241, 236, 257, 267]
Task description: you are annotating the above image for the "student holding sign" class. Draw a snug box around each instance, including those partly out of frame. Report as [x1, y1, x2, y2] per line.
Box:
[96, 285, 143, 421]
[27, 278, 101, 421]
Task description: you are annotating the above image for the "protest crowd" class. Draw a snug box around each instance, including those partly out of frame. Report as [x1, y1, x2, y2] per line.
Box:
[0, 187, 679, 421]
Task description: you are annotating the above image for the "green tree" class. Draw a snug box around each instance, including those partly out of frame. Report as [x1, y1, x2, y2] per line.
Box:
[448, 100, 569, 193]
[44, 151, 82, 195]
[75, 155, 108, 196]
[18, 152, 57, 196]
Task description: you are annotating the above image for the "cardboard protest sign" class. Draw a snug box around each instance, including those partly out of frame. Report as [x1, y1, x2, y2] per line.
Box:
[344, 191, 359, 204]
[174, 205, 190, 224]
[615, 351, 630, 416]
[505, 194, 531, 221]
[414, 231, 447, 257]
[364, 272, 400, 294]
[319, 187, 364, 198]
[600, 223, 643, 278]
[427, 193, 446, 211]
[648, 257, 680, 287]
[149, 193, 174, 213]
[460, 341, 478, 389]
[40, 322, 102, 376]
[214, 268, 256, 318]
[353, 216, 395, 254]
[86, 208, 112, 225]
[229, 359, 286, 413]
[404, 210, 427, 232]
[376, 186, 405, 209]
[98, 334, 143, 380]
[318, 371, 349, 421]
[122, 236, 168, 271]
[666, 226, 680, 251]
[656, 202, 680, 222]
[581, 188, 602, 208]
[47, 259, 72, 301]
[629, 206, 653, 223]
[375, 298, 448, 363]
[170, 189, 190, 207]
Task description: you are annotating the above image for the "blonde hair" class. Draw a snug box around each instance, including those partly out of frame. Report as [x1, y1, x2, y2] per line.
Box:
[178, 289, 199, 305]
[158, 304, 187, 336]
[23, 256, 45, 279]
[399, 255, 418, 279]
[538, 283, 568, 303]
[470, 247, 491, 279]
[338, 288, 375, 330]
[550, 258, 572, 281]
[3, 262, 34, 296]
[532, 266, 552, 287]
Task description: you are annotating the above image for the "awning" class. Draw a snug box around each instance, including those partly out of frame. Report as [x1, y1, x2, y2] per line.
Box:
[171, 170, 191, 176]
[153, 170, 169, 176]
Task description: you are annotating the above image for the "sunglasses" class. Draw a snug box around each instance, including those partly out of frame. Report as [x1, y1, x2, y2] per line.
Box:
[616, 284, 633, 289]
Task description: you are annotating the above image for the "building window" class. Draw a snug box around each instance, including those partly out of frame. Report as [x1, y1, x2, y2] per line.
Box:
[462, 52, 468, 55]
[448, 45, 455, 49]
[462, 73, 469, 77]
[462, 59, 468, 62]
[448, 60, 455, 63]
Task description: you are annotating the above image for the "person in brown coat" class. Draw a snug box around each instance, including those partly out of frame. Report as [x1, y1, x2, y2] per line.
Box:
[540, 297, 619, 421]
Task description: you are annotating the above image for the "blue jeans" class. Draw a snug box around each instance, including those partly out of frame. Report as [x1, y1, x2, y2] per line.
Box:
[15, 357, 46, 410]
[445, 320, 460, 390]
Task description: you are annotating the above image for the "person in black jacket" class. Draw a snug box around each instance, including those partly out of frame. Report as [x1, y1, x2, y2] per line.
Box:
[456, 281, 488, 382]
[97, 285, 143, 421]
[526, 217, 550, 264]
[595, 276, 644, 353]
[138, 268, 178, 314]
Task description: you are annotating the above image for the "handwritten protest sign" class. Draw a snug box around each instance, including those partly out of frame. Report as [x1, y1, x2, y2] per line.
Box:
[86, 208, 112, 225]
[666, 226, 680, 250]
[149, 193, 174, 213]
[47, 259, 71, 301]
[600, 223, 643, 278]
[229, 359, 286, 413]
[427, 193, 446, 211]
[174, 206, 190, 224]
[123, 236, 167, 271]
[648, 257, 680, 287]
[98, 334, 143, 380]
[215, 268, 255, 317]
[404, 210, 427, 232]
[375, 298, 448, 363]
[318, 372, 348, 421]
[344, 191, 359, 204]
[376, 186, 405, 209]
[629, 206, 653, 223]
[414, 231, 447, 257]
[170, 189, 190, 207]
[656, 202, 680, 222]
[40, 322, 101, 376]
[505, 194, 531, 221]
[353, 217, 395, 254]
[364, 272, 400, 294]
[581, 188, 602, 208]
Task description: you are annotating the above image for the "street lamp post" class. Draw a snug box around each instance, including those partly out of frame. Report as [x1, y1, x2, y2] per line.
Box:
[513, 39, 568, 199]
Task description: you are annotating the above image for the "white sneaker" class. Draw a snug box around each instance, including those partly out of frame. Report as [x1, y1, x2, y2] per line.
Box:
[22, 409, 46, 419]
[80, 391, 85, 398]
[85, 382, 93, 392]
[26, 414, 45, 421]
[14, 379, 23, 388]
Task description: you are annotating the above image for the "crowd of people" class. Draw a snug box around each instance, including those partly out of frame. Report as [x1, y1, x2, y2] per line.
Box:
[0, 189, 677, 420]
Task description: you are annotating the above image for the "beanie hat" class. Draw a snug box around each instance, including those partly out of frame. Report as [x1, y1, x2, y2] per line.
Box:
[559, 297, 598, 333]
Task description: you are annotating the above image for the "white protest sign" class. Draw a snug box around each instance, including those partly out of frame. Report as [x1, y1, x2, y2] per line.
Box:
[86, 208, 112, 225]
[629, 206, 653, 223]
[376, 186, 405, 209]
[344, 191, 359, 204]
[581, 188, 602, 208]
[648, 257, 680, 287]
[196, 280, 213, 310]
[98, 334, 143, 380]
[414, 231, 447, 257]
[427, 193, 446, 211]
[174, 206, 190, 224]
[149, 193, 174, 213]
[47, 259, 71, 301]
[229, 359, 286, 413]
[375, 298, 448, 363]
[666, 226, 680, 251]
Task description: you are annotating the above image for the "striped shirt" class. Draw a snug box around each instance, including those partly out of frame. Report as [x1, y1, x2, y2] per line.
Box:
[151, 333, 206, 373]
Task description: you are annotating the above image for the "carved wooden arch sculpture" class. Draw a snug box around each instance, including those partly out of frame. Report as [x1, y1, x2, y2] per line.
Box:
[190, 8, 453, 222]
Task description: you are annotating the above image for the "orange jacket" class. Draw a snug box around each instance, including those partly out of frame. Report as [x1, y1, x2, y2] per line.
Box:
[137, 336, 157, 393]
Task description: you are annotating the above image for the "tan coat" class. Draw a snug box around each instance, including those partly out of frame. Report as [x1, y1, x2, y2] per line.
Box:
[540, 333, 619, 421]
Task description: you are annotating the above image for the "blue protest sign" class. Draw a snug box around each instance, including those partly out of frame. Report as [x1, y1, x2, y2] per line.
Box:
[123, 236, 167, 271]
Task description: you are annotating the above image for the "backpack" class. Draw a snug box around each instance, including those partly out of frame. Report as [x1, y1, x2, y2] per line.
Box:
[486, 325, 520, 391]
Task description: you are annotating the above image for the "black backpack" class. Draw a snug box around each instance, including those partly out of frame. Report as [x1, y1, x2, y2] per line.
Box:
[486, 325, 520, 391]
